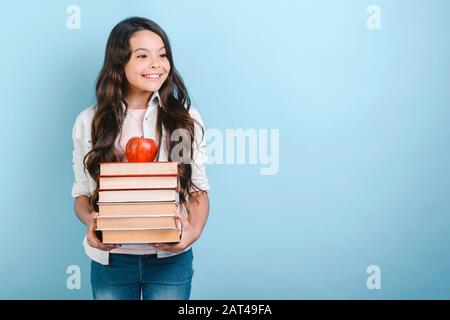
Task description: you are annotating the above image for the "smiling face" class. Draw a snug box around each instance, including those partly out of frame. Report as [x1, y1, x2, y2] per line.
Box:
[124, 29, 171, 95]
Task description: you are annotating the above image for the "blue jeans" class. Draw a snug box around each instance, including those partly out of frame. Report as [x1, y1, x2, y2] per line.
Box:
[90, 248, 194, 300]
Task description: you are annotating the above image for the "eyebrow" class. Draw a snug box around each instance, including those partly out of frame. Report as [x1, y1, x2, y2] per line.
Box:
[132, 46, 166, 53]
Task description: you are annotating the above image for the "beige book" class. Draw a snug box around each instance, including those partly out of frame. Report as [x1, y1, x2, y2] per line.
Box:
[98, 202, 179, 216]
[98, 189, 179, 203]
[101, 219, 181, 244]
[102, 229, 181, 244]
[96, 215, 177, 230]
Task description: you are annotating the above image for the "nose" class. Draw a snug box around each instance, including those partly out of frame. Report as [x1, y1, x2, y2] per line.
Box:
[149, 54, 160, 69]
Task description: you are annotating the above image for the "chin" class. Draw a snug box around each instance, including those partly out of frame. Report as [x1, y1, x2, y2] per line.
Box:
[139, 78, 167, 92]
[144, 84, 163, 92]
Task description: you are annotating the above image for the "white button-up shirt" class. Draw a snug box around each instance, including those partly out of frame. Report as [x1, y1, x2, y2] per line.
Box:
[71, 91, 210, 265]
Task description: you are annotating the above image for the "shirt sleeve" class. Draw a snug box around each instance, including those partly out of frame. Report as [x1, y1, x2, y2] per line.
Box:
[71, 113, 91, 198]
[188, 107, 211, 193]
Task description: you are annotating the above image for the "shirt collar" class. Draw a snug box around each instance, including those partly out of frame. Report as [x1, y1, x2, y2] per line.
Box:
[121, 91, 161, 112]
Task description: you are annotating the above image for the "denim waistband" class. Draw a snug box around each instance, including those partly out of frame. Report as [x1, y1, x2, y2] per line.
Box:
[111, 253, 158, 259]
[107, 248, 192, 265]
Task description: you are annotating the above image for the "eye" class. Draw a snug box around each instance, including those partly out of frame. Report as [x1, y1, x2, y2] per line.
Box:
[137, 54, 147, 59]
[160, 53, 167, 58]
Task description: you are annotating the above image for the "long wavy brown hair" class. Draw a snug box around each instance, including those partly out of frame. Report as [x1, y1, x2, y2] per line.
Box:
[83, 17, 206, 214]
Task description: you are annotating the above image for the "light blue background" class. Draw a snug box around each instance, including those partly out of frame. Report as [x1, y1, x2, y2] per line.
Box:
[0, 0, 449, 299]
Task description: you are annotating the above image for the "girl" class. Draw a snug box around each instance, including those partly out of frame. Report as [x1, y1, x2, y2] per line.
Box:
[71, 17, 210, 300]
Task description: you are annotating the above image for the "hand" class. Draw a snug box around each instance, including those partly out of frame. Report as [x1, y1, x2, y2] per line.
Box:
[86, 211, 121, 251]
[151, 213, 198, 253]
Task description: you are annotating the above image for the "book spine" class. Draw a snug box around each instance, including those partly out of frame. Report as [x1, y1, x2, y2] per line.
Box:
[97, 214, 177, 218]
[96, 201, 179, 206]
[98, 187, 178, 191]
[99, 174, 178, 178]
[99, 161, 175, 164]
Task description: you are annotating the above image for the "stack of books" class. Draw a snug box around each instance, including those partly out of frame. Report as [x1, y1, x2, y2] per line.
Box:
[95, 161, 182, 244]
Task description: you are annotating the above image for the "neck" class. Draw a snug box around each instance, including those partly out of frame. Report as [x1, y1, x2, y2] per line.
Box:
[124, 87, 154, 110]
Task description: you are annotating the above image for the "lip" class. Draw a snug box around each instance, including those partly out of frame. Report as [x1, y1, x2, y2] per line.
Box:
[142, 73, 163, 81]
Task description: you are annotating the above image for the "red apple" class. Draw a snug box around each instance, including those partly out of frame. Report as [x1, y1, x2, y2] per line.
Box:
[125, 136, 158, 162]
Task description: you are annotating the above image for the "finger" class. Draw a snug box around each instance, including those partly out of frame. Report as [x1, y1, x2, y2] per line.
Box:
[89, 216, 97, 232]
[96, 238, 121, 250]
[87, 235, 102, 249]
[99, 244, 121, 251]
[88, 227, 120, 251]
[153, 243, 180, 252]
[93, 232, 121, 251]
[87, 238, 96, 248]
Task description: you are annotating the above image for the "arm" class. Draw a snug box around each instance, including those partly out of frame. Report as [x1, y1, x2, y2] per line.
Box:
[187, 191, 210, 241]
[71, 112, 119, 251]
[74, 195, 94, 227]
[153, 106, 211, 252]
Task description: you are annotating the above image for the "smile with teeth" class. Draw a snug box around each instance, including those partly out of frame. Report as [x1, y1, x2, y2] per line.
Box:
[142, 74, 162, 80]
